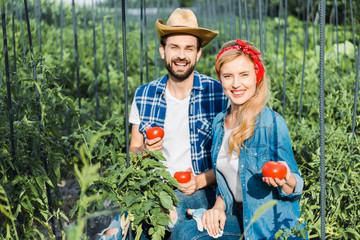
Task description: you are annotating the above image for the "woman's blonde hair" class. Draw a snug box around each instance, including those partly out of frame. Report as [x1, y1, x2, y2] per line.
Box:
[215, 40, 268, 154]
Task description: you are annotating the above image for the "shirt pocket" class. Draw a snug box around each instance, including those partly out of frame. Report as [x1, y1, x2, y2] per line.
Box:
[196, 119, 212, 149]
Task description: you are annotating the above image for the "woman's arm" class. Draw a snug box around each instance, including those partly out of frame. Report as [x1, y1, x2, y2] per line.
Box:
[268, 112, 304, 197]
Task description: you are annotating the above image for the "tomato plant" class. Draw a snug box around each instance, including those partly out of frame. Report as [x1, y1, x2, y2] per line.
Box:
[262, 161, 287, 180]
[146, 127, 165, 140]
[174, 171, 191, 183]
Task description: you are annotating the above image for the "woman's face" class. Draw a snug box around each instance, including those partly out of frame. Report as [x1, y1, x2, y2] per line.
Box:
[220, 55, 257, 106]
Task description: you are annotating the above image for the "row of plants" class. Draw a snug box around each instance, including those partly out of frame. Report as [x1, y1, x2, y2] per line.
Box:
[0, 1, 359, 239]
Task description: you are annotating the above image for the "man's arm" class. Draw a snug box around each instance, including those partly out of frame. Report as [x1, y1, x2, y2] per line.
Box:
[129, 124, 145, 153]
[130, 124, 163, 153]
[179, 169, 216, 195]
[195, 169, 216, 189]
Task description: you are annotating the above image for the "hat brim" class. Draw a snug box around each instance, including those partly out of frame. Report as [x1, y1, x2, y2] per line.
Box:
[155, 19, 218, 48]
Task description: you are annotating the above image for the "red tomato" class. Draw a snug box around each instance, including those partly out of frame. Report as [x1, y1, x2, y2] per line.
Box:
[174, 171, 191, 183]
[262, 161, 287, 180]
[146, 127, 164, 140]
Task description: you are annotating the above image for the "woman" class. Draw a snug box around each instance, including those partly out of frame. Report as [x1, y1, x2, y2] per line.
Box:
[171, 40, 305, 240]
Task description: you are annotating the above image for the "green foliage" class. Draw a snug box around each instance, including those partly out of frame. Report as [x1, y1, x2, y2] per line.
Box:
[291, 91, 360, 239]
[0, 0, 359, 239]
[0, 55, 78, 239]
[262, 14, 360, 239]
[99, 150, 179, 240]
[66, 135, 103, 240]
[0, 184, 18, 240]
[68, 130, 179, 240]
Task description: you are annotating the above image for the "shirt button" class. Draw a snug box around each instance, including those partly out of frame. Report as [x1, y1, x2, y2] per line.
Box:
[254, 153, 257, 156]
[243, 184, 245, 186]
[241, 165, 244, 168]
[245, 219, 248, 222]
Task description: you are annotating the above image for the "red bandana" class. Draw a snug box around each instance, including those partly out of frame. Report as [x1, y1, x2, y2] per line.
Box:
[215, 39, 265, 85]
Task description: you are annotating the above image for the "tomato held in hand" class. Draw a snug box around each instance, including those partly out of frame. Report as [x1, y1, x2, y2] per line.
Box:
[174, 171, 191, 183]
[146, 127, 164, 140]
[262, 161, 287, 180]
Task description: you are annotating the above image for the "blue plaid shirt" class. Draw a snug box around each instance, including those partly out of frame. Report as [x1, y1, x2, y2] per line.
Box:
[134, 70, 228, 174]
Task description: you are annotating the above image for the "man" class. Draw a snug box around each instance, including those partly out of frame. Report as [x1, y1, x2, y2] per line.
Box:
[101, 8, 228, 239]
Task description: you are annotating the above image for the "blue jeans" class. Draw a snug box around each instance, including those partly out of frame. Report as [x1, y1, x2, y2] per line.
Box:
[99, 187, 215, 240]
[170, 203, 243, 240]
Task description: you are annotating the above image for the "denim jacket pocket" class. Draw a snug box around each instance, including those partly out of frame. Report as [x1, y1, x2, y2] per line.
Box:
[246, 146, 269, 173]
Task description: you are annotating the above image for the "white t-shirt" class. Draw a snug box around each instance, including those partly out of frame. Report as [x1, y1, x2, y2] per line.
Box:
[216, 127, 243, 203]
[129, 88, 193, 176]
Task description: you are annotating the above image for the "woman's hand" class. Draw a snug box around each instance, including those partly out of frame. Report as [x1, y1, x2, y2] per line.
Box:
[201, 195, 226, 237]
[262, 161, 297, 194]
[202, 207, 226, 237]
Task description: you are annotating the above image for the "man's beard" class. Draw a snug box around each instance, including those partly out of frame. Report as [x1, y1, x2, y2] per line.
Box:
[165, 57, 196, 81]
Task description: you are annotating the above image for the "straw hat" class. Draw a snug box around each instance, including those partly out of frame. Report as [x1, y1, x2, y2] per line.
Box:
[155, 8, 218, 48]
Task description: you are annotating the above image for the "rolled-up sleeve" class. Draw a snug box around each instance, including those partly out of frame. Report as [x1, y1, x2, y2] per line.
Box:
[278, 173, 304, 198]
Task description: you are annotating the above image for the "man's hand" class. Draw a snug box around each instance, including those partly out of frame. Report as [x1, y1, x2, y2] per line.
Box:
[144, 137, 163, 152]
[130, 125, 164, 153]
[144, 126, 163, 152]
[178, 168, 199, 195]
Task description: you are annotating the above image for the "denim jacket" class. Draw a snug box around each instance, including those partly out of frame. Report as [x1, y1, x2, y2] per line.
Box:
[211, 106, 304, 240]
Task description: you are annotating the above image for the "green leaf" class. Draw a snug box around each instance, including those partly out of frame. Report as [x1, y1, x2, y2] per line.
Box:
[158, 191, 173, 210]
[139, 177, 151, 186]
[142, 158, 167, 169]
[156, 212, 170, 226]
[241, 200, 277, 240]
[162, 184, 179, 205]
[123, 193, 142, 207]
[117, 167, 134, 187]
[148, 227, 155, 235]
[275, 229, 284, 239]
[20, 199, 34, 212]
[141, 201, 155, 213]
[59, 211, 70, 222]
[0, 185, 12, 219]
[69, 201, 79, 218]
[250, 200, 277, 224]
[150, 150, 167, 162]
[345, 228, 360, 239]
